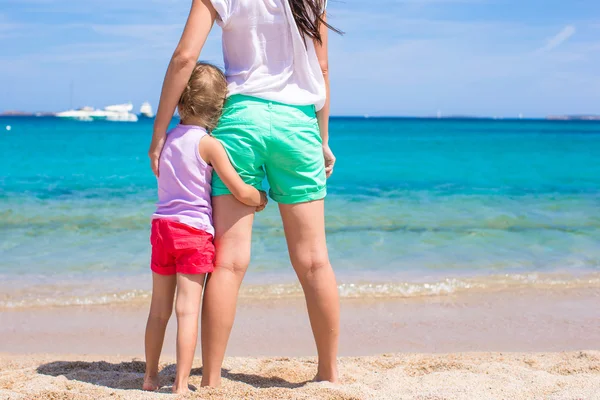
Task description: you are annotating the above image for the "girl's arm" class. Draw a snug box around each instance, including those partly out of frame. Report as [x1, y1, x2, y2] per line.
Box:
[200, 136, 267, 208]
[314, 12, 335, 178]
[149, 0, 218, 177]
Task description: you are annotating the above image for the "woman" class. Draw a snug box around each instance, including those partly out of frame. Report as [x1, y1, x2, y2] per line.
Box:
[148, 0, 341, 387]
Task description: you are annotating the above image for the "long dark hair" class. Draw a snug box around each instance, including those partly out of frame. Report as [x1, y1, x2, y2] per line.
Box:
[289, 0, 343, 45]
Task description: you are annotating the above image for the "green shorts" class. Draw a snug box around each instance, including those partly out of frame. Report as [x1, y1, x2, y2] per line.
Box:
[211, 95, 326, 204]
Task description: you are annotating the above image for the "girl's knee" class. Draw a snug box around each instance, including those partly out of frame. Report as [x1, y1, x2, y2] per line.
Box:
[175, 309, 196, 320]
[175, 301, 199, 319]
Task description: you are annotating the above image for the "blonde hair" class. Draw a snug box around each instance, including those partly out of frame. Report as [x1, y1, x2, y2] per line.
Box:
[178, 62, 228, 130]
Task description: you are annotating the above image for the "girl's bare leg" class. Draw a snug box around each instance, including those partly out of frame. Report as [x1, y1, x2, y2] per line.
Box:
[144, 272, 177, 391]
[172, 273, 206, 394]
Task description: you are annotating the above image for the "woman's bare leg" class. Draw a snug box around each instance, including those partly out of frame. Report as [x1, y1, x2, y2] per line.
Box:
[144, 273, 177, 391]
[279, 200, 340, 383]
[172, 273, 206, 394]
[201, 195, 255, 387]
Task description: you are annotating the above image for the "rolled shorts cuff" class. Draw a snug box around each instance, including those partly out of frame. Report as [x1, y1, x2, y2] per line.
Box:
[150, 263, 177, 276]
[151, 263, 212, 276]
[269, 187, 327, 205]
[174, 263, 214, 275]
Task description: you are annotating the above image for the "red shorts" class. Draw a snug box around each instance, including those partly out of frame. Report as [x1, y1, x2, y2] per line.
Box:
[150, 219, 215, 275]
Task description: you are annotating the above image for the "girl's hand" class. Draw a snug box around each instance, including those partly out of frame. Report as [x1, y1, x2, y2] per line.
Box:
[322, 144, 336, 178]
[255, 191, 268, 213]
[148, 132, 167, 177]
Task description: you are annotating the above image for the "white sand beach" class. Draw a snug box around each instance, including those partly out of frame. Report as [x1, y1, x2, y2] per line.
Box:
[1, 351, 599, 399]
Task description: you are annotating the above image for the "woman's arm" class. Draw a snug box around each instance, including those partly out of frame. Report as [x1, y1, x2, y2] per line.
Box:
[149, 0, 218, 177]
[314, 12, 335, 178]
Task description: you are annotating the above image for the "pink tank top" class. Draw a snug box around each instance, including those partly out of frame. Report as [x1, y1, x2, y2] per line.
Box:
[152, 125, 214, 236]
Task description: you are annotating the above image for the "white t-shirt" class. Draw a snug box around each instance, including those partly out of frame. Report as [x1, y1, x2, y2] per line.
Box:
[210, 0, 327, 110]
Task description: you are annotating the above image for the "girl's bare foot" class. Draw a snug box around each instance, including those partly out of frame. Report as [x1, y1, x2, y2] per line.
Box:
[142, 375, 160, 391]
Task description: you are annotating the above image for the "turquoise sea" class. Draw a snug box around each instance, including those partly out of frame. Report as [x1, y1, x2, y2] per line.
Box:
[1, 117, 599, 308]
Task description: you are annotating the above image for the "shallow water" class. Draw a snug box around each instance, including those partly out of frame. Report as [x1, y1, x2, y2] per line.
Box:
[1, 117, 599, 308]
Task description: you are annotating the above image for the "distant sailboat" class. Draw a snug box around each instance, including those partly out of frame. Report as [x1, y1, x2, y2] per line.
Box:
[139, 102, 154, 119]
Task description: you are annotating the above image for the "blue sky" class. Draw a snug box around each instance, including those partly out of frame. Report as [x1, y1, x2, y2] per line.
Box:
[1, 0, 599, 117]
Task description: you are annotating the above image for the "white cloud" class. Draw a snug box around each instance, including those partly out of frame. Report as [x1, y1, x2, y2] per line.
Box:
[536, 25, 576, 53]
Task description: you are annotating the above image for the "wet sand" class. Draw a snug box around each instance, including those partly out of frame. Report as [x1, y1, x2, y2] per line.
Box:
[1, 288, 599, 399]
[1, 288, 599, 356]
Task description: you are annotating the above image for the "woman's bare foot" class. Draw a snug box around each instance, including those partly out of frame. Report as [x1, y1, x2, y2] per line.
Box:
[172, 384, 189, 395]
[142, 375, 160, 391]
[314, 375, 339, 384]
[314, 366, 339, 384]
[314, 376, 339, 384]
[200, 376, 221, 388]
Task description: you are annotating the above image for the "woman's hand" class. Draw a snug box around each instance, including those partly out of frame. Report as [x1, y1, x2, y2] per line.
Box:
[148, 132, 167, 177]
[323, 144, 336, 178]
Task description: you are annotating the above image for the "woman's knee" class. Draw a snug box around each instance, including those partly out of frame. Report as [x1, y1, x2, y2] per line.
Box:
[212, 195, 254, 279]
[214, 236, 251, 277]
[293, 254, 332, 281]
[149, 303, 173, 322]
[214, 258, 249, 278]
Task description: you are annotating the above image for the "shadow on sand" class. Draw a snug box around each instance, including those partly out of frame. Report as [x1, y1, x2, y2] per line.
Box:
[37, 360, 310, 391]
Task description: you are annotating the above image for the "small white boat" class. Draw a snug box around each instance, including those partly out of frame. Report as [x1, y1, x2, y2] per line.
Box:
[139, 102, 154, 119]
[106, 113, 139, 122]
[56, 103, 138, 122]
[56, 106, 95, 122]
[104, 103, 139, 122]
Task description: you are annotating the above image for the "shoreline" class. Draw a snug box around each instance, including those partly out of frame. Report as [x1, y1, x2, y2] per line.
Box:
[2, 271, 599, 310]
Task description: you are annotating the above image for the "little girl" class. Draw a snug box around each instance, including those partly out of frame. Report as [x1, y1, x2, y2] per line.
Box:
[143, 62, 267, 394]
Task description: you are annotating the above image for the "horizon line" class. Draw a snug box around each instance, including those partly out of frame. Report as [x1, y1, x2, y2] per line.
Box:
[2, 113, 600, 122]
